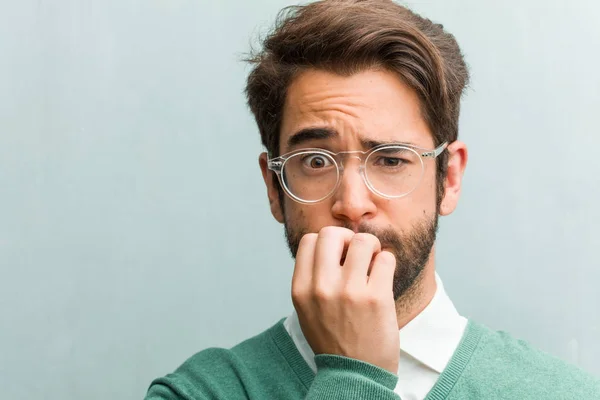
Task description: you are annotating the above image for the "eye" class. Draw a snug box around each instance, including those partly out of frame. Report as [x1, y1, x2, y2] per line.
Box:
[302, 154, 332, 169]
[370, 147, 415, 169]
[374, 156, 406, 167]
[380, 157, 403, 167]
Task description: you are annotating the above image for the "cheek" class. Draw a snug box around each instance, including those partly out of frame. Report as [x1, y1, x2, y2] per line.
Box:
[418, 169, 439, 209]
[380, 175, 438, 227]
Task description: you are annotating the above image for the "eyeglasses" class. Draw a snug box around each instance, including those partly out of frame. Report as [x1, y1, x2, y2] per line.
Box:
[267, 142, 448, 204]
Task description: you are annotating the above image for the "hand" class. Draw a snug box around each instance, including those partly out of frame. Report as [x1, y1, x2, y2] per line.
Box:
[291, 226, 399, 374]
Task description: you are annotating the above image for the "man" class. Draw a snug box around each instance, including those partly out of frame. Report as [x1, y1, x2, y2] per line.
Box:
[146, 1, 600, 399]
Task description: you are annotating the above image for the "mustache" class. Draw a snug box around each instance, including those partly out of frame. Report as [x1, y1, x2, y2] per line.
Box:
[342, 221, 402, 248]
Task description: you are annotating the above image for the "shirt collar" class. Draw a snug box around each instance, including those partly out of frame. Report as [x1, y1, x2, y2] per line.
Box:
[399, 272, 467, 373]
[284, 272, 467, 375]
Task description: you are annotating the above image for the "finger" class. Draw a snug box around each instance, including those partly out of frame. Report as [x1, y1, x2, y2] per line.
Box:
[313, 226, 354, 283]
[343, 233, 381, 285]
[292, 233, 318, 297]
[367, 250, 396, 292]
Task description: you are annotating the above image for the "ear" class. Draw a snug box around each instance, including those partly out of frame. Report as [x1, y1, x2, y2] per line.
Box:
[259, 152, 285, 224]
[439, 141, 468, 216]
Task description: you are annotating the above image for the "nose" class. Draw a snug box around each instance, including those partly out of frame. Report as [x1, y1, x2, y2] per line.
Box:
[330, 157, 377, 226]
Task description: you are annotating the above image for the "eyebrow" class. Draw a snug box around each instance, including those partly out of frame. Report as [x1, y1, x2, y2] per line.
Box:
[287, 127, 338, 148]
[286, 127, 418, 150]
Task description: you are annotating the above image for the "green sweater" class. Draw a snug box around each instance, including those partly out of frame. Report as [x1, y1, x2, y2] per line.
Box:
[146, 319, 600, 399]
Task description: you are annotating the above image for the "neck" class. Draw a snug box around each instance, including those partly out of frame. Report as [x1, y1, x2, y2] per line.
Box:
[394, 249, 437, 329]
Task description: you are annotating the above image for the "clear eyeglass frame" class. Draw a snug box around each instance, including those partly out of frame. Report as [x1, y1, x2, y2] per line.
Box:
[267, 141, 448, 204]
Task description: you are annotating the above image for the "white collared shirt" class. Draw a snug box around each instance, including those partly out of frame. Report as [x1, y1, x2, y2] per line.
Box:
[283, 273, 468, 400]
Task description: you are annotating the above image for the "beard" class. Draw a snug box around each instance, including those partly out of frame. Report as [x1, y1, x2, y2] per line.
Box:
[284, 214, 439, 303]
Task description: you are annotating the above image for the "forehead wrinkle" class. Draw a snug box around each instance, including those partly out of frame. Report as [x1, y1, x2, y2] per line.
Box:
[296, 89, 370, 116]
[304, 106, 363, 123]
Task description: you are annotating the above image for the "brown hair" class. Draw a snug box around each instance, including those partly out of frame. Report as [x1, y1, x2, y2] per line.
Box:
[245, 0, 469, 203]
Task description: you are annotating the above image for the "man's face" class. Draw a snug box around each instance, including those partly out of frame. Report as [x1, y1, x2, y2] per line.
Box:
[260, 68, 455, 301]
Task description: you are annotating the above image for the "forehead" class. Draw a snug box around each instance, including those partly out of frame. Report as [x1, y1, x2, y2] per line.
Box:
[279, 68, 433, 153]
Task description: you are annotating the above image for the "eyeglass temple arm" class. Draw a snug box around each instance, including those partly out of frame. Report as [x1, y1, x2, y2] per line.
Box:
[422, 142, 448, 158]
[267, 159, 283, 173]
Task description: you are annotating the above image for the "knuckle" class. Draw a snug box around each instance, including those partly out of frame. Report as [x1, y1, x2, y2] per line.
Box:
[291, 286, 306, 302]
[378, 251, 396, 266]
[352, 233, 380, 248]
[352, 232, 370, 242]
[365, 293, 384, 308]
[318, 226, 338, 238]
[339, 227, 355, 236]
[339, 288, 360, 305]
[318, 226, 353, 239]
[313, 286, 335, 302]
[299, 233, 318, 246]
[291, 281, 311, 301]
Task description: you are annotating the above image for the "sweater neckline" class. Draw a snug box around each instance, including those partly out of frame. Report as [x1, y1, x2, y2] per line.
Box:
[268, 317, 485, 398]
[424, 320, 484, 399]
[269, 318, 315, 390]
